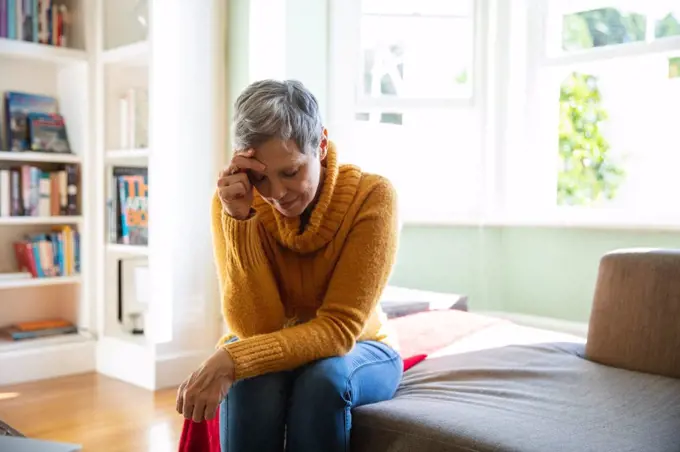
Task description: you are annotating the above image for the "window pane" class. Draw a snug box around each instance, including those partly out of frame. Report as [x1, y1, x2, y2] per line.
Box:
[670, 57, 680, 78]
[360, 1, 474, 99]
[562, 7, 646, 51]
[362, 0, 473, 16]
[558, 3, 680, 52]
[656, 12, 680, 39]
[334, 109, 481, 220]
[553, 55, 680, 212]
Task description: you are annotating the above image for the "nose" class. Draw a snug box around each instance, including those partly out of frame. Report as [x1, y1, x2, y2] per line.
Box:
[269, 179, 286, 200]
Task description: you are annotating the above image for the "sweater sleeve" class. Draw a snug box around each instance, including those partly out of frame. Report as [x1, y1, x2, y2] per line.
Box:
[221, 180, 399, 380]
[211, 193, 286, 342]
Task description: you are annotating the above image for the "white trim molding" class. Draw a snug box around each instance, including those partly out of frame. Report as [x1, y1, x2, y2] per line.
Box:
[482, 311, 589, 338]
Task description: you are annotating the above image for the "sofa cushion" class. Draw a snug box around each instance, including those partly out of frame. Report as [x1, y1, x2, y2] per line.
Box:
[586, 249, 680, 379]
[352, 342, 680, 452]
[387, 310, 508, 358]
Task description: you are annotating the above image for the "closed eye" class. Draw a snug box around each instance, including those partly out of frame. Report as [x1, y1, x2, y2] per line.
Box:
[283, 169, 299, 178]
[248, 171, 265, 183]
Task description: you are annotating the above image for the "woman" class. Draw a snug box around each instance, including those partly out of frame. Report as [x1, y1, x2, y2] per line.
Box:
[176, 79, 402, 452]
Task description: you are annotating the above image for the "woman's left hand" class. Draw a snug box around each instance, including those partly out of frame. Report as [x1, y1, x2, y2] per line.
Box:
[176, 348, 235, 422]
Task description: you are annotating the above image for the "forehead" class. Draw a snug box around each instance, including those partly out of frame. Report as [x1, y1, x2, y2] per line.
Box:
[254, 138, 306, 168]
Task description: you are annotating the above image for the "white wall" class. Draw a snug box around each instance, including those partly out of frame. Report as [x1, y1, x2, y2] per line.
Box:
[226, 0, 330, 157]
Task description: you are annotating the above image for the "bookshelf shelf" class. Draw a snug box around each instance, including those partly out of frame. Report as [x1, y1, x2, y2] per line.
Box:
[106, 244, 149, 256]
[0, 331, 93, 353]
[0, 216, 83, 226]
[0, 151, 82, 164]
[102, 41, 149, 67]
[0, 276, 82, 291]
[0, 38, 87, 66]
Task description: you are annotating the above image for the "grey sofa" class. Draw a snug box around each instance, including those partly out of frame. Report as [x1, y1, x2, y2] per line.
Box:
[353, 249, 680, 452]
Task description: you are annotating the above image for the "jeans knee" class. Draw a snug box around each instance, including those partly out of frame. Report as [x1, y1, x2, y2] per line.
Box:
[294, 358, 350, 408]
[224, 372, 289, 416]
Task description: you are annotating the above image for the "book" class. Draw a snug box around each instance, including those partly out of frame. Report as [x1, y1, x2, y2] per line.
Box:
[108, 166, 148, 245]
[27, 112, 71, 153]
[1, 319, 78, 341]
[4, 91, 58, 152]
[0, 164, 76, 216]
[13, 225, 80, 277]
[0, 0, 70, 45]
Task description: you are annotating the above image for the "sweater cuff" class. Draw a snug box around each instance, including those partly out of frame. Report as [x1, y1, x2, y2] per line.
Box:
[221, 210, 267, 269]
[223, 334, 285, 380]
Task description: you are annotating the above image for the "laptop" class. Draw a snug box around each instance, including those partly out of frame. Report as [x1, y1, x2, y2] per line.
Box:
[0, 436, 81, 452]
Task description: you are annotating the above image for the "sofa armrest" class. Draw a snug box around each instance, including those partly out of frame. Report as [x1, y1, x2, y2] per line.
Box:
[585, 249, 680, 379]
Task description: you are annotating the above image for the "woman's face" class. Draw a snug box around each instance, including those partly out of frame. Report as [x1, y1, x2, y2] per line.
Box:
[248, 138, 326, 217]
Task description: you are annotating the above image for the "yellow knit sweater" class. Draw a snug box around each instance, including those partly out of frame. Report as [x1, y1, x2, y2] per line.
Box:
[210, 142, 399, 380]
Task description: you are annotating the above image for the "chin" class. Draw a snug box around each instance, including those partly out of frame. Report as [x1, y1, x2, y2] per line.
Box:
[276, 204, 305, 217]
[275, 197, 311, 217]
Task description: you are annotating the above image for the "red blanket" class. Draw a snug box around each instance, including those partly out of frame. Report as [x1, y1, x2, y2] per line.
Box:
[177, 354, 428, 452]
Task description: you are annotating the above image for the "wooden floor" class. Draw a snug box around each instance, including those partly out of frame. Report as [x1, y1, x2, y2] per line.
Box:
[0, 373, 185, 452]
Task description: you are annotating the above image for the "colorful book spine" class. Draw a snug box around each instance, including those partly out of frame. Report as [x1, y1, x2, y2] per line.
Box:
[13, 225, 80, 278]
[1, 0, 68, 46]
[0, 164, 76, 217]
[0, 0, 8, 38]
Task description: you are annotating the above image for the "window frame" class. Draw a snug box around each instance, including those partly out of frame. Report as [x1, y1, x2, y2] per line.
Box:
[327, 0, 491, 224]
[501, 0, 680, 230]
[328, 0, 680, 230]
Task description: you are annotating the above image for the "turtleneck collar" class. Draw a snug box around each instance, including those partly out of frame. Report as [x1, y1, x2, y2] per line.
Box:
[252, 141, 361, 254]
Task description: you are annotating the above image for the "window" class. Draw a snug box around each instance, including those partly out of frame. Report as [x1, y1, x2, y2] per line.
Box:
[557, 3, 680, 53]
[522, 1, 680, 222]
[328, 0, 483, 222]
[358, 0, 474, 101]
[330, 0, 680, 226]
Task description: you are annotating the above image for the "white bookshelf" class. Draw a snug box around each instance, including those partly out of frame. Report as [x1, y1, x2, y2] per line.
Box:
[0, 150, 82, 164]
[101, 41, 149, 66]
[0, 0, 91, 386]
[0, 275, 81, 290]
[91, 0, 227, 390]
[0, 331, 93, 353]
[0, 216, 82, 225]
[1, 0, 227, 389]
[105, 148, 150, 162]
[105, 243, 149, 255]
[0, 38, 87, 65]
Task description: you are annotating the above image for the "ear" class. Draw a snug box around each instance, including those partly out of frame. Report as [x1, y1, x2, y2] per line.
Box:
[319, 127, 329, 160]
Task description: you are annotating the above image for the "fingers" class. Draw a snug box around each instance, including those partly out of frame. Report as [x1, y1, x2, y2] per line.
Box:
[217, 171, 248, 188]
[231, 155, 266, 174]
[218, 149, 266, 179]
[182, 392, 194, 420]
[176, 382, 186, 415]
[217, 171, 251, 203]
[204, 400, 219, 421]
[180, 387, 214, 423]
[192, 399, 207, 423]
[218, 182, 248, 202]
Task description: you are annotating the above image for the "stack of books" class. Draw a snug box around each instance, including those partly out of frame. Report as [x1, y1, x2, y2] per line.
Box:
[1, 318, 77, 341]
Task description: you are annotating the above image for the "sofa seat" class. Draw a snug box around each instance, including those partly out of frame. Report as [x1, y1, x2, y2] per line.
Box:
[352, 341, 680, 452]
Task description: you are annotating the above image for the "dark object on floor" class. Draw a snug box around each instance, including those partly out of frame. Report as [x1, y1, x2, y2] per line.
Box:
[380, 286, 468, 318]
[0, 436, 81, 451]
[0, 418, 24, 437]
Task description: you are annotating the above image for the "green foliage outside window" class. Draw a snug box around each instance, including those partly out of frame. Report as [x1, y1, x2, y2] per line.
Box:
[557, 73, 624, 206]
[558, 8, 680, 205]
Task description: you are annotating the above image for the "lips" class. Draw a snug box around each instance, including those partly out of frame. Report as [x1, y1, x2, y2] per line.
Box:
[278, 197, 298, 209]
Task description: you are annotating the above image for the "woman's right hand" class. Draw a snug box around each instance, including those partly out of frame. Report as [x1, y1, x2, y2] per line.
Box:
[217, 149, 266, 220]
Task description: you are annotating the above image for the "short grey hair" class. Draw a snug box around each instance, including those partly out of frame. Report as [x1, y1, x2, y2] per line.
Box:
[233, 79, 323, 155]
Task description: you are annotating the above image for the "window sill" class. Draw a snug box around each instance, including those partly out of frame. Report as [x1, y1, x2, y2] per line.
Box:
[401, 210, 680, 232]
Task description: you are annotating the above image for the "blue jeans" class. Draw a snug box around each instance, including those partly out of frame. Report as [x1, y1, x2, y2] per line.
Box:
[219, 340, 403, 452]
